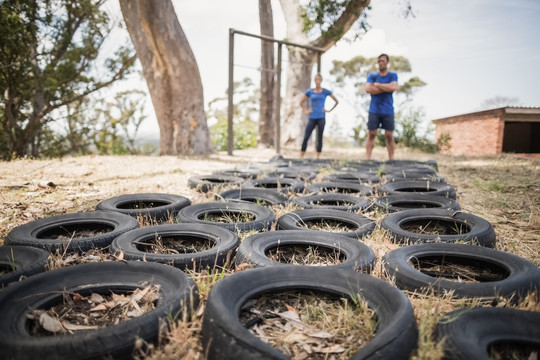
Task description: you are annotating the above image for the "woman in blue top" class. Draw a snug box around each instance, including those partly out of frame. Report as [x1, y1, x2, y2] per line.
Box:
[299, 73, 338, 159]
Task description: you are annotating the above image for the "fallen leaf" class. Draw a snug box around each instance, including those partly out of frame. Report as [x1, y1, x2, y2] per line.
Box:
[90, 304, 108, 312]
[317, 345, 346, 354]
[282, 329, 307, 343]
[127, 310, 143, 318]
[307, 331, 334, 339]
[61, 320, 98, 331]
[89, 293, 105, 303]
[285, 304, 298, 315]
[39, 312, 64, 333]
[112, 293, 129, 305]
[72, 293, 84, 303]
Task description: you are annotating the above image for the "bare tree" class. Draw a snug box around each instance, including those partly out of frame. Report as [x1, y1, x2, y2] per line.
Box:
[119, 0, 211, 155]
[258, 0, 275, 147]
[278, 0, 370, 148]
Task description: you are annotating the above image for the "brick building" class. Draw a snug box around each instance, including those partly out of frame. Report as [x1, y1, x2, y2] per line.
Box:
[432, 107, 540, 156]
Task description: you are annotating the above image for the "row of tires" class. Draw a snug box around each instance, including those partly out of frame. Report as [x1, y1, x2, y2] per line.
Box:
[2, 199, 497, 261]
[1, 158, 539, 359]
[1, 258, 538, 359]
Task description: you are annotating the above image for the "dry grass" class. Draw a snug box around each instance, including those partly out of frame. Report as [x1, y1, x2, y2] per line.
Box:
[1, 147, 539, 359]
[240, 291, 376, 360]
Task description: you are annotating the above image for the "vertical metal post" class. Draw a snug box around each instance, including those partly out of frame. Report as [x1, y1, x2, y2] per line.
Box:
[273, 42, 282, 154]
[317, 51, 321, 74]
[227, 29, 235, 155]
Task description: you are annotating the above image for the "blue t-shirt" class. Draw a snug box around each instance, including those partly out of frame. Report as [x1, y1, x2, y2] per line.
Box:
[367, 72, 398, 115]
[305, 88, 332, 119]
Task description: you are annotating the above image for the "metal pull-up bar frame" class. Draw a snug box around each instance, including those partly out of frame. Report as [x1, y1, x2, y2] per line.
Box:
[227, 28, 325, 155]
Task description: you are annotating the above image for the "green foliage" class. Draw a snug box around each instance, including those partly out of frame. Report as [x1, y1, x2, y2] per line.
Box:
[395, 107, 437, 153]
[0, 0, 136, 159]
[436, 133, 452, 152]
[301, 0, 371, 42]
[210, 116, 258, 152]
[208, 78, 259, 151]
[36, 90, 148, 157]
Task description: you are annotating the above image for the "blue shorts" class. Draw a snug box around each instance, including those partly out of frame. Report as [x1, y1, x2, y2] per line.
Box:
[368, 113, 395, 131]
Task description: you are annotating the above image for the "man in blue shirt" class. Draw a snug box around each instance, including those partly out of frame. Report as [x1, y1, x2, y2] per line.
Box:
[365, 54, 399, 160]
[299, 73, 338, 159]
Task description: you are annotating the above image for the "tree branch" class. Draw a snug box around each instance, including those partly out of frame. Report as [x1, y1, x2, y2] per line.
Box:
[312, 0, 371, 52]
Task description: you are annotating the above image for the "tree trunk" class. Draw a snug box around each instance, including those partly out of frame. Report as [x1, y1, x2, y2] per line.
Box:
[119, 0, 211, 155]
[258, 0, 275, 147]
[278, 0, 370, 149]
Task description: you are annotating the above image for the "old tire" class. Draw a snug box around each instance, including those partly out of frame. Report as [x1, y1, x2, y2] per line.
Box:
[293, 193, 371, 212]
[110, 224, 239, 271]
[307, 181, 374, 196]
[95, 193, 191, 222]
[177, 202, 275, 232]
[188, 175, 244, 193]
[277, 209, 375, 239]
[264, 168, 318, 181]
[382, 173, 446, 183]
[243, 178, 305, 194]
[373, 194, 461, 213]
[5, 211, 139, 253]
[0, 246, 50, 288]
[201, 266, 418, 360]
[217, 188, 289, 206]
[381, 208, 496, 247]
[436, 307, 540, 360]
[0, 261, 198, 360]
[323, 172, 380, 184]
[379, 180, 456, 199]
[383, 243, 540, 299]
[236, 230, 376, 272]
[214, 168, 261, 179]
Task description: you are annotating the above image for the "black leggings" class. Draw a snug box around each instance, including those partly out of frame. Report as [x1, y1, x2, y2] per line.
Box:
[301, 118, 326, 152]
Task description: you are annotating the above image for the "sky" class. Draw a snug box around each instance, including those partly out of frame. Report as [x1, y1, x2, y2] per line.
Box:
[126, 0, 540, 140]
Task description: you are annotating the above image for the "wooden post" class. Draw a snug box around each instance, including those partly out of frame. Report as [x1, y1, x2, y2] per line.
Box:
[273, 43, 282, 154]
[227, 29, 235, 155]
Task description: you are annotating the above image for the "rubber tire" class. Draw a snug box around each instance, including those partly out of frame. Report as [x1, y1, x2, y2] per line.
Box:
[235, 230, 376, 272]
[264, 168, 317, 181]
[373, 194, 461, 213]
[201, 266, 418, 360]
[436, 307, 540, 360]
[323, 172, 380, 184]
[383, 166, 437, 176]
[381, 208, 496, 247]
[213, 168, 261, 179]
[382, 173, 446, 183]
[0, 246, 50, 288]
[188, 175, 244, 193]
[307, 181, 374, 196]
[379, 180, 456, 199]
[383, 243, 540, 299]
[0, 261, 198, 360]
[293, 193, 371, 212]
[5, 211, 140, 253]
[277, 209, 375, 239]
[242, 178, 305, 194]
[217, 188, 289, 206]
[110, 223, 239, 271]
[95, 193, 191, 222]
[176, 202, 276, 232]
